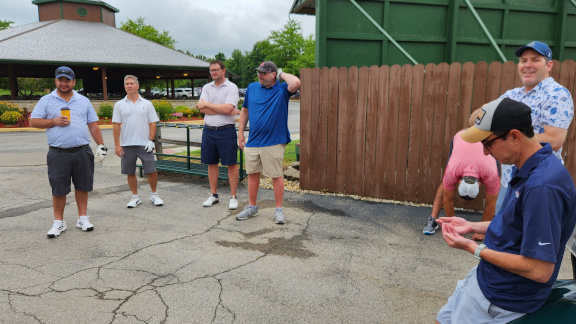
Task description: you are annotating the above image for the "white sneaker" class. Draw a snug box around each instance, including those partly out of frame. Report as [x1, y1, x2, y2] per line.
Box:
[203, 195, 219, 207]
[47, 221, 67, 238]
[150, 194, 163, 206]
[229, 196, 238, 210]
[127, 196, 142, 208]
[76, 216, 94, 231]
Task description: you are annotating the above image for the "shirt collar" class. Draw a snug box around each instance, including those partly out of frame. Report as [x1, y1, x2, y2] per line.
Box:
[523, 77, 553, 94]
[510, 143, 553, 184]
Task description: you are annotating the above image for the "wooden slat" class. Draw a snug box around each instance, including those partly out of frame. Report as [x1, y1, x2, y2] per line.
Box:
[444, 62, 462, 167]
[326, 67, 340, 192]
[353, 66, 369, 196]
[336, 67, 349, 192]
[345, 67, 359, 194]
[406, 64, 424, 203]
[363, 66, 380, 197]
[500, 61, 516, 96]
[459, 62, 476, 129]
[309, 68, 321, 190]
[550, 60, 561, 81]
[299, 68, 313, 189]
[375, 65, 390, 198]
[486, 61, 503, 101]
[471, 61, 488, 112]
[317, 67, 330, 190]
[429, 63, 450, 204]
[384, 65, 402, 200]
[560, 60, 576, 185]
[395, 64, 413, 202]
[419, 63, 438, 204]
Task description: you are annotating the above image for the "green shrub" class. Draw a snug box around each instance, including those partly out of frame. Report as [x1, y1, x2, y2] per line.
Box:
[0, 111, 23, 124]
[238, 98, 244, 108]
[174, 105, 189, 113]
[0, 101, 20, 116]
[178, 108, 201, 118]
[152, 100, 173, 121]
[97, 102, 113, 119]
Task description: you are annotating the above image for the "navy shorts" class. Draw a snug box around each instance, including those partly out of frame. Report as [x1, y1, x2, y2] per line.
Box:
[201, 126, 238, 166]
[121, 146, 156, 174]
[47, 145, 94, 196]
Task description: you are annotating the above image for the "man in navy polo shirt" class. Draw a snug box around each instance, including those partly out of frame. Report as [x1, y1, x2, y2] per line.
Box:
[436, 97, 576, 323]
[236, 61, 301, 224]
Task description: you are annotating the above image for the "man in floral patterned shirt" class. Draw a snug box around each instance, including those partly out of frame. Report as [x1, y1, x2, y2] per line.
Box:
[470, 41, 574, 215]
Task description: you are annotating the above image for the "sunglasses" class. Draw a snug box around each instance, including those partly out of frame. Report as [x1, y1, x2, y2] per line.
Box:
[481, 131, 509, 150]
[256, 71, 272, 76]
[56, 69, 73, 76]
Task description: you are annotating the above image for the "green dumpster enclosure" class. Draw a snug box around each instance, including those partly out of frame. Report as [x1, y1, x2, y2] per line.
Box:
[291, 0, 576, 67]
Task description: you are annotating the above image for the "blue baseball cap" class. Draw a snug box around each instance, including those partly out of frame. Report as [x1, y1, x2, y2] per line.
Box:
[55, 66, 75, 80]
[514, 41, 553, 61]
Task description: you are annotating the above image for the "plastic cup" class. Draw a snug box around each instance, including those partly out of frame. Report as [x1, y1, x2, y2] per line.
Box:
[61, 108, 70, 120]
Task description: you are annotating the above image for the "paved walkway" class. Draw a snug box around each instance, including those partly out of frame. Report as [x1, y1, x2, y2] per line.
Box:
[1, 132, 574, 324]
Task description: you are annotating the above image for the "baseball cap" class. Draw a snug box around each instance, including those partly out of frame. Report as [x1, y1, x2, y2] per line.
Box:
[460, 97, 532, 143]
[55, 66, 75, 80]
[458, 176, 480, 200]
[255, 61, 277, 73]
[514, 41, 553, 61]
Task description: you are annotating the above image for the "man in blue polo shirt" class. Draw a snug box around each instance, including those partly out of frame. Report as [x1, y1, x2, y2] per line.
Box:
[30, 66, 108, 238]
[436, 97, 576, 323]
[236, 61, 301, 224]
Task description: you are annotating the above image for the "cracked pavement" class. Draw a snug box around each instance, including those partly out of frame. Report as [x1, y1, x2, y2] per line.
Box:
[1, 130, 574, 323]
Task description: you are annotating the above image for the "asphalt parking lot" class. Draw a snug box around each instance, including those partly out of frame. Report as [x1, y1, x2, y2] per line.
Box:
[1, 129, 574, 324]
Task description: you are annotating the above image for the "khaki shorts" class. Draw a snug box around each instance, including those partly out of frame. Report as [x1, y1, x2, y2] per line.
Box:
[244, 144, 286, 178]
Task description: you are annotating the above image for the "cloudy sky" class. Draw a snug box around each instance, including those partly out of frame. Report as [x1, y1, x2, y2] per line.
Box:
[3, 0, 315, 58]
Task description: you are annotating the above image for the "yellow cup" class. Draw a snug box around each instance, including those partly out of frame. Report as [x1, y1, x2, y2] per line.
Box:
[61, 108, 70, 120]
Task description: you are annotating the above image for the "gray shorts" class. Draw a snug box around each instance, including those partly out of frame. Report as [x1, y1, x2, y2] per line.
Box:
[47, 145, 94, 196]
[437, 266, 525, 324]
[121, 146, 156, 175]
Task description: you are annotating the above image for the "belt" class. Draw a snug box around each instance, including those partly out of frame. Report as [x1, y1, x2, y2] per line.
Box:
[49, 144, 89, 153]
[204, 124, 235, 130]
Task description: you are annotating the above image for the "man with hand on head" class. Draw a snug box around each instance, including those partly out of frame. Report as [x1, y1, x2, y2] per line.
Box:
[469, 41, 574, 216]
[423, 129, 499, 241]
[197, 60, 240, 210]
[113, 75, 163, 208]
[437, 97, 576, 323]
[236, 61, 301, 224]
[30, 66, 107, 238]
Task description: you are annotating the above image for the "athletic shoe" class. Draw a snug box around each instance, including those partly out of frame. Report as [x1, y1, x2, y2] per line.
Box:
[127, 196, 142, 208]
[76, 216, 94, 232]
[150, 194, 163, 206]
[229, 196, 238, 210]
[47, 221, 67, 238]
[274, 208, 286, 224]
[236, 206, 258, 220]
[203, 195, 219, 207]
[423, 216, 439, 235]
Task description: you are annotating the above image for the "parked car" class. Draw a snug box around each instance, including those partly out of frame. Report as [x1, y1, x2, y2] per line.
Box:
[175, 88, 193, 99]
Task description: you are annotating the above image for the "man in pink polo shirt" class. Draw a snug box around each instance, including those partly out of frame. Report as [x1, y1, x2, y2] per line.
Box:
[423, 130, 500, 240]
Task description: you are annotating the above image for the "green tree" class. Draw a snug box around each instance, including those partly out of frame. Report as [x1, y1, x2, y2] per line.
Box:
[0, 19, 14, 30]
[120, 17, 176, 49]
[17, 78, 53, 97]
[214, 52, 226, 62]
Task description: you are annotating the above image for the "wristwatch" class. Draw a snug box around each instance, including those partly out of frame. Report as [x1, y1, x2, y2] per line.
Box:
[474, 243, 487, 260]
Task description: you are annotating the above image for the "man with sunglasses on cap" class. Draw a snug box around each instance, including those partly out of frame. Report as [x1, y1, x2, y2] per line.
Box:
[236, 61, 301, 224]
[423, 130, 499, 241]
[30, 66, 108, 238]
[436, 97, 576, 323]
[469, 41, 574, 216]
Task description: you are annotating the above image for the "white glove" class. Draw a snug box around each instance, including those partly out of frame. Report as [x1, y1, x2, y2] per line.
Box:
[276, 68, 283, 81]
[95, 144, 107, 162]
[144, 140, 155, 153]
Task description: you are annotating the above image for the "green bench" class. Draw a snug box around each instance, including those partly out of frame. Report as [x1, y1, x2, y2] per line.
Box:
[137, 122, 246, 181]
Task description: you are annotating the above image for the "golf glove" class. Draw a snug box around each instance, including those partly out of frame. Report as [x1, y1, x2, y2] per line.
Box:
[144, 140, 155, 153]
[276, 68, 283, 81]
[95, 144, 107, 162]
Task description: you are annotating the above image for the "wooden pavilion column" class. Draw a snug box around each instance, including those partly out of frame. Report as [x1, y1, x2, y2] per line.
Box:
[101, 67, 108, 101]
[8, 64, 17, 100]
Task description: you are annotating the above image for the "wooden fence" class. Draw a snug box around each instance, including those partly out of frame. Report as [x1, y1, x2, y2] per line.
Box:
[299, 60, 576, 211]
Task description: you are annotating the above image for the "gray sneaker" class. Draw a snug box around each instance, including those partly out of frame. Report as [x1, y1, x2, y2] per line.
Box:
[274, 208, 286, 224]
[236, 206, 258, 220]
[423, 216, 439, 235]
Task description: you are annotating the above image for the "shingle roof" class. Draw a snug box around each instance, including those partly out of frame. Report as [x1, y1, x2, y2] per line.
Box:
[0, 19, 209, 69]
